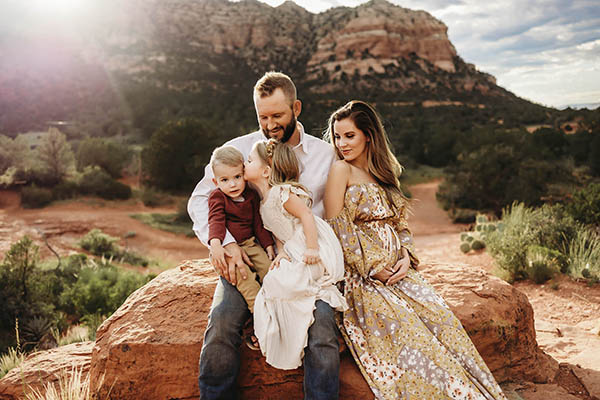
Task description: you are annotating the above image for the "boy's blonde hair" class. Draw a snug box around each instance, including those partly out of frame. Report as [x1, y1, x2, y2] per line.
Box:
[253, 139, 312, 206]
[210, 145, 244, 172]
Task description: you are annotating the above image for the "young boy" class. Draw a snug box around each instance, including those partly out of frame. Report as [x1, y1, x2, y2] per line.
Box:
[208, 145, 275, 315]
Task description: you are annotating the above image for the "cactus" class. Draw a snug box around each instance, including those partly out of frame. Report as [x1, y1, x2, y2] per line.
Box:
[459, 213, 500, 253]
[460, 242, 471, 253]
[471, 240, 485, 251]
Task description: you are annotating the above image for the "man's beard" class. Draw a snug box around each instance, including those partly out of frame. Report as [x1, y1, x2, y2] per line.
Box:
[262, 114, 296, 143]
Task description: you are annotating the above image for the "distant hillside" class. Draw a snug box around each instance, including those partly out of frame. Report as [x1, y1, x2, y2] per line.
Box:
[0, 0, 569, 137]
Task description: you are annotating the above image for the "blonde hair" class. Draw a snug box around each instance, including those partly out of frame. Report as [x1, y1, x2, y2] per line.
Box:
[253, 71, 297, 107]
[210, 145, 244, 172]
[253, 139, 312, 206]
[325, 100, 404, 206]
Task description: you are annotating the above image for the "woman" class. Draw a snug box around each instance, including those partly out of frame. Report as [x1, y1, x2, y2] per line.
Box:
[324, 100, 506, 399]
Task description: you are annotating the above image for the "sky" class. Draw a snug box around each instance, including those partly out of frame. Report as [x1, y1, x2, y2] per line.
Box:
[258, 0, 600, 109]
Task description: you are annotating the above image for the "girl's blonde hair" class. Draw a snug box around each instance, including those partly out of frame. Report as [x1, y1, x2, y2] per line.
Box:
[253, 139, 312, 206]
[324, 100, 404, 206]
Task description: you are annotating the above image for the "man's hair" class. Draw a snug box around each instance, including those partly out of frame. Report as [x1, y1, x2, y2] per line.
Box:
[210, 145, 244, 172]
[253, 71, 297, 106]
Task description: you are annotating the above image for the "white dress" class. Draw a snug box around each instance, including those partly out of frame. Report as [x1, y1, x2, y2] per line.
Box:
[253, 184, 348, 370]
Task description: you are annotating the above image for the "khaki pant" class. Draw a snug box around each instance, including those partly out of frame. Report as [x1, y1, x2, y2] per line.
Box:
[235, 236, 271, 313]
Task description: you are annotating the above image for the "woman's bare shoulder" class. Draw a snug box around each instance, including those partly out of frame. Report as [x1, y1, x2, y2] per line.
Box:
[329, 159, 352, 178]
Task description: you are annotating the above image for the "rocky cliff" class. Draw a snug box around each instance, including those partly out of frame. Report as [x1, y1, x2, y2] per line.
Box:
[0, 0, 513, 134]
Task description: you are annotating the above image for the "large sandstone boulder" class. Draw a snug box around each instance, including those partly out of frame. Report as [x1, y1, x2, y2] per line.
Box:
[88, 260, 372, 399]
[0, 341, 93, 400]
[85, 259, 557, 399]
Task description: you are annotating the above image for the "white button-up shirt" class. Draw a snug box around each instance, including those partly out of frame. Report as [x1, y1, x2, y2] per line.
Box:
[187, 122, 336, 247]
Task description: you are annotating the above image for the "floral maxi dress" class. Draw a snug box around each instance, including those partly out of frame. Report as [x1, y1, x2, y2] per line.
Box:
[327, 183, 507, 400]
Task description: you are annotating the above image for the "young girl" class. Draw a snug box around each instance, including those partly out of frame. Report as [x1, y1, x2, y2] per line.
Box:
[324, 100, 507, 399]
[244, 139, 348, 370]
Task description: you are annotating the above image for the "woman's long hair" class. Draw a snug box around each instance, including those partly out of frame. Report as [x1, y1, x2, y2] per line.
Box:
[253, 139, 312, 206]
[324, 100, 404, 206]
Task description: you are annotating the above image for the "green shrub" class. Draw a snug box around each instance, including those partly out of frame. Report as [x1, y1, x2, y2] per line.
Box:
[53, 180, 79, 200]
[486, 203, 540, 281]
[59, 263, 153, 318]
[81, 313, 106, 341]
[102, 180, 132, 200]
[487, 202, 591, 282]
[78, 166, 131, 200]
[567, 228, 600, 280]
[0, 347, 24, 379]
[448, 208, 477, 223]
[566, 183, 600, 225]
[20, 185, 53, 208]
[526, 261, 556, 284]
[79, 229, 119, 258]
[76, 137, 132, 178]
[141, 187, 171, 207]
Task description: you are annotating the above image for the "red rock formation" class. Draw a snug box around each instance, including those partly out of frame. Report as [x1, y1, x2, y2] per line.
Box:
[0, 259, 565, 399]
[85, 259, 557, 399]
[0, 342, 93, 400]
[308, 0, 457, 81]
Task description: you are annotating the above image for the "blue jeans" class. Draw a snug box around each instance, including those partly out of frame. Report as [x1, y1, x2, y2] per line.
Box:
[198, 277, 340, 399]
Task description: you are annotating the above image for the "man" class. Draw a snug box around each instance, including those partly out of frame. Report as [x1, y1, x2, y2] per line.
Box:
[188, 71, 339, 399]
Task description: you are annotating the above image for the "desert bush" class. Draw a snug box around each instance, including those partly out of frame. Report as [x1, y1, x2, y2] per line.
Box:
[76, 137, 132, 178]
[487, 202, 592, 282]
[78, 229, 148, 266]
[79, 229, 119, 258]
[566, 183, 600, 225]
[25, 366, 89, 400]
[0, 347, 24, 379]
[51, 324, 90, 347]
[81, 313, 106, 341]
[53, 180, 80, 200]
[141, 186, 171, 207]
[567, 228, 600, 280]
[59, 262, 153, 318]
[524, 245, 562, 283]
[20, 185, 53, 208]
[486, 203, 544, 282]
[77, 166, 131, 200]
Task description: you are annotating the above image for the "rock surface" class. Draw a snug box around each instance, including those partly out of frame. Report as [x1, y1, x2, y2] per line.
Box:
[85, 259, 557, 399]
[0, 258, 567, 399]
[0, 341, 93, 400]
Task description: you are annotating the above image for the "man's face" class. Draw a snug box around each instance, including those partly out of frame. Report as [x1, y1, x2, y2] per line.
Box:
[255, 88, 297, 143]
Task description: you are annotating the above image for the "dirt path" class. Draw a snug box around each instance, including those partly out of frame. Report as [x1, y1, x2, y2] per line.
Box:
[0, 190, 207, 273]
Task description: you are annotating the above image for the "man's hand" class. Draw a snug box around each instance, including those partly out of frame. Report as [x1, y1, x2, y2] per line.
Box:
[209, 242, 253, 285]
[209, 239, 228, 273]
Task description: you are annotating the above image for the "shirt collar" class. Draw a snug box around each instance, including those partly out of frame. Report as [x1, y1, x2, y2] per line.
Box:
[292, 121, 309, 154]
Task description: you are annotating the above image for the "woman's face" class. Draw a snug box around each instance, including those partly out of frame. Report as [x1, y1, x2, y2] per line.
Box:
[333, 118, 369, 164]
[244, 147, 268, 183]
